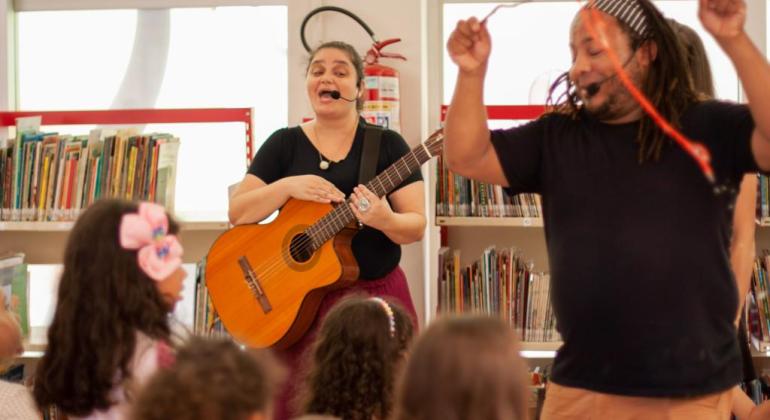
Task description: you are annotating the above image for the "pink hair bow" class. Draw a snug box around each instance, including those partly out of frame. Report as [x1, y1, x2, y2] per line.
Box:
[119, 202, 183, 282]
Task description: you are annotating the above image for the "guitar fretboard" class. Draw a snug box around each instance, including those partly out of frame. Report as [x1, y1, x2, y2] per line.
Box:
[305, 144, 433, 250]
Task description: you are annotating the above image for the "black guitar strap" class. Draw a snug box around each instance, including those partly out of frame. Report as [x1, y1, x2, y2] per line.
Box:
[358, 123, 383, 185]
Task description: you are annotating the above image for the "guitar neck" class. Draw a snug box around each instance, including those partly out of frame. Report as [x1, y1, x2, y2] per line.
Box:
[306, 142, 434, 250]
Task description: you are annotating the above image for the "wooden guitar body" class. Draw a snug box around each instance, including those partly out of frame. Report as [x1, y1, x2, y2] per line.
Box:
[206, 198, 358, 349]
[205, 128, 443, 349]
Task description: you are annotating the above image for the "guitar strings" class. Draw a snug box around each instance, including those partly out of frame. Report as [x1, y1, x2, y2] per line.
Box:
[243, 132, 441, 287]
[215, 134, 441, 345]
[243, 150, 429, 285]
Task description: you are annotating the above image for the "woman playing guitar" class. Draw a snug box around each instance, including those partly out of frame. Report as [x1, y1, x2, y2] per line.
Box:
[228, 40, 425, 420]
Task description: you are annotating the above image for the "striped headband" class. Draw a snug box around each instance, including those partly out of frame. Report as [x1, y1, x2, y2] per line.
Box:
[586, 0, 652, 39]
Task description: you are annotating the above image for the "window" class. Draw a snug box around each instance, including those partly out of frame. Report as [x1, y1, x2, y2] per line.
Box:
[27, 263, 198, 343]
[442, 1, 740, 106]
[17, 6, 288, 220]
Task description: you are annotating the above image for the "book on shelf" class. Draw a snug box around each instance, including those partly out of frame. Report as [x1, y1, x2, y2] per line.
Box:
[759, 174, 769, 223]
[0, 252, 29, 338]
[0, 120, 180, 222]
[193, 258, 229, 338]
[748, 251, 770, 351]
[435, 155, 542, 218]
[437, 245, 560, 343]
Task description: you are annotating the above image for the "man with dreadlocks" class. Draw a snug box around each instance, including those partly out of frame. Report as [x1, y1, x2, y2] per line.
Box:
[445, 0, 770, 419]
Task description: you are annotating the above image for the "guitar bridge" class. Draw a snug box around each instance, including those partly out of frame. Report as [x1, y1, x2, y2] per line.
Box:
[237, 256, 272, 314]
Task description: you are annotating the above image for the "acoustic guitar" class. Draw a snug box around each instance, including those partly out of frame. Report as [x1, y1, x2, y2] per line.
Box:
[205, 129, 443, 349]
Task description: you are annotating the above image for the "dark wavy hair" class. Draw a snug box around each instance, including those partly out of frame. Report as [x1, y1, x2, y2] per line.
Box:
[131, 337, 284, 420]
[307, 40, 366, 111]
[393, 315, 530, 420]
[546, 0, 699, 162]
[301, 296, 414, 420]
[668, 19, 714, 98]
[33, 199, 177, 416]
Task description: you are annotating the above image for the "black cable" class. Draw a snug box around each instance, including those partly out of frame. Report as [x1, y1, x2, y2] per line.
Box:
[300, 6, 377, 53]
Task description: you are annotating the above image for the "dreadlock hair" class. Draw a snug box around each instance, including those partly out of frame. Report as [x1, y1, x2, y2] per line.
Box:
[546, 0, 700, 163]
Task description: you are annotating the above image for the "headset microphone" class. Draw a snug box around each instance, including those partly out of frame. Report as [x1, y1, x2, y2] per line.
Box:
[330, 90, 356, 102]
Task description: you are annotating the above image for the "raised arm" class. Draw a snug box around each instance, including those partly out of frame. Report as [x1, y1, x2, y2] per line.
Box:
[444, 17, 508, 186]
[699, 0, 770, 170]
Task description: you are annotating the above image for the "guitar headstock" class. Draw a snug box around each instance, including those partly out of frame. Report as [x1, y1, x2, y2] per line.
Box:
[424, 128, 444, 157]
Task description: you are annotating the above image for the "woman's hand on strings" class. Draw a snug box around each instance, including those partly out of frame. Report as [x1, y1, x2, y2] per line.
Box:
[447, 17, 492, 75]
[349, 185, 394, 231]
[699, 0, 746, 41]
[286, 175, 345, 204]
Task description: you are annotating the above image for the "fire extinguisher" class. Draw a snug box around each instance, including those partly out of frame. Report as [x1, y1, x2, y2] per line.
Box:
[300, 7, 406, 133]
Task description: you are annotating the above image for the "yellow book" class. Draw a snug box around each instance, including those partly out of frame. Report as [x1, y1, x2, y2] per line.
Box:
[453, 250, 461, 311]
[126, 146, 137, 200]
[37, 155, 50, 219]
[112, 136, 125, 198]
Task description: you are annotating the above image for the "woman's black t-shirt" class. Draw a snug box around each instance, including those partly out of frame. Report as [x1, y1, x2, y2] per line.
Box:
[247, 119, 422, 279]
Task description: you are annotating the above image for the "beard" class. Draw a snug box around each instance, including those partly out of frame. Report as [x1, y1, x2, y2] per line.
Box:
[585, 88, 624, 120]
[582, 65, 643, 122]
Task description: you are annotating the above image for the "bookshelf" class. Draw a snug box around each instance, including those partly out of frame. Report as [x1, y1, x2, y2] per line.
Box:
[436, 216, 543, 227]
[435, 105, 555, 377]
[0, 220, 229, 232]
[0, 108, 252, 262]
[520, 341, 561, 359]
[1, 109, 251, 366]
[0, 108, 254, 166]
[516, 343, 770, 360]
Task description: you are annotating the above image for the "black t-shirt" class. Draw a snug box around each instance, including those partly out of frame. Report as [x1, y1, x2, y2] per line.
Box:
[491, 100, 757, 397]
[247, 119, 422, 279]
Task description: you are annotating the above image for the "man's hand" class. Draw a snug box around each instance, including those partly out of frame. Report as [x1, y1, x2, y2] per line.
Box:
[447, 17, 492, 76]
[699, 0, 746, 42]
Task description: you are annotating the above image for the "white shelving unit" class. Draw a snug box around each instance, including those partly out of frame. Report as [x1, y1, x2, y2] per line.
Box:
[436, 216, 544, 228]
[0, 220, 229, 232]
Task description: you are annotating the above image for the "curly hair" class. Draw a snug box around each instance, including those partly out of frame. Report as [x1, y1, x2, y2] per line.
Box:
[301, 296, 414, 420]
[393, 315, 530, 420]
[131, 337, 284, 420]
[546, 0, 699, 163]
[33, 199, 177, 416]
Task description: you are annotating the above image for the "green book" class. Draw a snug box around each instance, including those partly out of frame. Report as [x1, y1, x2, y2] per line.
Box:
[0, 254, 28, 338]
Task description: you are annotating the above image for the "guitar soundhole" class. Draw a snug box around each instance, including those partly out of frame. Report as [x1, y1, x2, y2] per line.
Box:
[289, 233, 314, 263]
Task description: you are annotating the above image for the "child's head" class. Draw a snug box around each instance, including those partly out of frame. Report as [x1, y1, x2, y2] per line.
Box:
[394, 315, 530, 420]
[302, 296, 414, 420]
[131, 337, 283, 420]
[33, 199, 185, 416]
